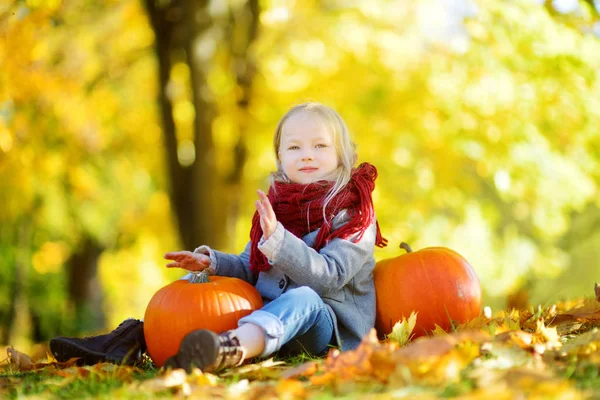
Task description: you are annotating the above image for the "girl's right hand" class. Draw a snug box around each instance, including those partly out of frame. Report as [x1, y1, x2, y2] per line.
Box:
[164, 251, 210, 272]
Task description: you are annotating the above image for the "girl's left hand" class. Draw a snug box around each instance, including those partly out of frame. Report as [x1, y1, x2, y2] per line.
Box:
[164, 251, 210, 272]
[255, 189, 278, 240]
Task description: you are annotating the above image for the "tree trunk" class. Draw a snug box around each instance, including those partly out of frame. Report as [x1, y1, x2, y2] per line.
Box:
[66, 236, 105, 333]
[145, 0, 196, 248]
[7, 220, 32, 347]
[144, 0, 261, 251]
[183, 0, 227, 250]
[226, 0, 260, 232]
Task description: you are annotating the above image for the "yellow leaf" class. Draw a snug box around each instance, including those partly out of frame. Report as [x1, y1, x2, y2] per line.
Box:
[431, 324, 449, 336]
[276, 379, 305, 399]
[388, 311, 418, 346]
[532, 319, 561, 350]
[559, 328, 600, 357]
[189, 368, 218, 386]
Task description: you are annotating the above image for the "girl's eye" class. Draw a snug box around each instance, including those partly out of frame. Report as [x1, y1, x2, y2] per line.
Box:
[288, 146, 299, 150]
[315, 144, 327, 148]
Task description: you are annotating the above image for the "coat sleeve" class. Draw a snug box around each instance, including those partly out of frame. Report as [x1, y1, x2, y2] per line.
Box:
[257, 220, 377, 296]
[194, 241, 257, 285]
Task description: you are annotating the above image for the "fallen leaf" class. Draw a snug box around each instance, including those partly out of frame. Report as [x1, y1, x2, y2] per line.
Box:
[392, 330, 490, 362]
[504, 366, 577, 397]
[495, 330, 533, 349]
[221, 358, 286, 379]
[430, 324, 448, 336]
[281, 361, 320, 380]
[557, 328, 600, 357]
[549, 309, 600, 326]
[453, 314, 493, 332]
[311, 330, 390, 384]
[189, 368, 219, 386]
[531, 319, 562, 351]
[308, 371, 335, 386]
[308, 328, 491, 387]
[136, 368, 189, 394]
[554, 320, 583, 336]
[387, 311, 417, 346]
[7, 346, 33, 370]
[276, 379, 305, 399]
[227, 379, 250, 397]
[476, 342, 540, 373]
[552, 297, 600, 316]
[67, 367, 91, 378]
[387, 331, 487, 385]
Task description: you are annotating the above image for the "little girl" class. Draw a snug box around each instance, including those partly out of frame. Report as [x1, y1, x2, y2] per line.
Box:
[50, 102, 387, 372]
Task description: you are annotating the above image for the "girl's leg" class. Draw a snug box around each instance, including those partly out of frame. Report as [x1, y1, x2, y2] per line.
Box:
[236, 286, 334, 358]
[233, 323, 265, 358]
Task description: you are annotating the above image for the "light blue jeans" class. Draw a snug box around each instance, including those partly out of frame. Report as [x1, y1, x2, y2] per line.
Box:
[238, 286, 335, 358]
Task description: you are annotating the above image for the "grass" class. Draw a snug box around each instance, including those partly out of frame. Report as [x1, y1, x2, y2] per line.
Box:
[568, 361, 600, 392]
[0, 351, 331, 399]
[2, 355, 599, 399]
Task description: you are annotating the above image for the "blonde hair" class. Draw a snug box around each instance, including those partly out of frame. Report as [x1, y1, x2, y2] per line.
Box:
[270, 102, 357, 214]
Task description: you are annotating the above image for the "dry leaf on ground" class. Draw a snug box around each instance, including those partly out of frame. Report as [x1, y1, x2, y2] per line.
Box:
[387, 311, 417, 346]
[136, 368, 218, 396]
[221, 358, 286, 380]
[281, 361, 320, 380]
[6, 347, 33, 370]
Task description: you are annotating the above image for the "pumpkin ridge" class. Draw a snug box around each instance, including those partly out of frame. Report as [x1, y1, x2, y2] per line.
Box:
[232, 279, 256, 308]
[440, 248, 479, 325]
[229, 281, 244, 316]
[420, 249, 440, 333]
[438, 249, 460, 328]
[171, 282, 185, 336]
[214, 284, 222, 322]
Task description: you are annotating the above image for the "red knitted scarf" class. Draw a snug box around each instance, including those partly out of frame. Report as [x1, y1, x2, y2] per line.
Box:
[249, 162, 388, 274]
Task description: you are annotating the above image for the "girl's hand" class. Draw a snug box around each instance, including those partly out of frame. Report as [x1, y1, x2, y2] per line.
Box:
[255, 189, 278, 240]
[164, 251, 210, 272]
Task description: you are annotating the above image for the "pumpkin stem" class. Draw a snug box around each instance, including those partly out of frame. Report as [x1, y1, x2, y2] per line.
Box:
[189, 270, 211, 284]
[400, 242, 413, 253]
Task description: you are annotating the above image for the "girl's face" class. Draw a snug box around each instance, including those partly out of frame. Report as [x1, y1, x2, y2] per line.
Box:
[278, 112, 339, 184]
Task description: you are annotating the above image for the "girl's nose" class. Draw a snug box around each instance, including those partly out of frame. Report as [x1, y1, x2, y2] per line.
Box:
[301, 150, 314, 160]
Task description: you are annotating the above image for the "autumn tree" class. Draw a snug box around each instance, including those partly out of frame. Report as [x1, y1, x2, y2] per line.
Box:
[1, 0, 599, 346]
[144, 0, 260, 251]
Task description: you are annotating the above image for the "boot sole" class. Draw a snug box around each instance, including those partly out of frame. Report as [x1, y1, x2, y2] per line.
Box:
[164, 330, 219, 373]
[49, 338, 136, 366]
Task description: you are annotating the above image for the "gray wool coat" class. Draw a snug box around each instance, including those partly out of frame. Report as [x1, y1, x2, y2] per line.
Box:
[194, 210, 378, 351]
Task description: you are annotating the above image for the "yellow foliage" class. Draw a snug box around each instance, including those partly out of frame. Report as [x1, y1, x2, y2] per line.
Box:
[32, 241, 70, 275]
[1, 0, 600, 336]
[387, 311, 418, 346]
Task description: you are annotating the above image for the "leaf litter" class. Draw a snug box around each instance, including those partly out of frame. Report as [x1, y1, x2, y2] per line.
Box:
[1, 284, 599, 398]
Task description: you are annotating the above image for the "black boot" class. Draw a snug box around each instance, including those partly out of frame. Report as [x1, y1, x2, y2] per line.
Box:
[49, 318, 146, 366]
[163, 329, 245, 373]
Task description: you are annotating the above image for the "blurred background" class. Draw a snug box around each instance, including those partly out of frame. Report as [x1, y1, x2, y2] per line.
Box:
[1, 0, 599, 350]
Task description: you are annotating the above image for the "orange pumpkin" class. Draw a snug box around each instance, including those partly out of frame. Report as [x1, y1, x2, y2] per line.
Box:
[143, 271, 263, 367]
[374, 242, 482, 338]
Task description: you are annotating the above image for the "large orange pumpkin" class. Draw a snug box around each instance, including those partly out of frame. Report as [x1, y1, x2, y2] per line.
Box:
[374, 242, 482, 338]
[143, 271, 263, 367]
